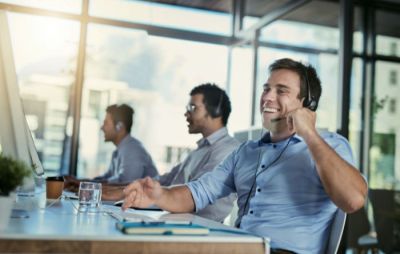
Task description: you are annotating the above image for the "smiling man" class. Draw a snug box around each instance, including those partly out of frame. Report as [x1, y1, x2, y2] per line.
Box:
[122, 59, 367, 253]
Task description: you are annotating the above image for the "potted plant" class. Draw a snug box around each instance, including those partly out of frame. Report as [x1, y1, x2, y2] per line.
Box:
[0, 153, 31, 230]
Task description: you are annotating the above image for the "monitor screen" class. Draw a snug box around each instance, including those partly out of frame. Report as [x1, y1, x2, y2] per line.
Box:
[0, 11, 44, 181]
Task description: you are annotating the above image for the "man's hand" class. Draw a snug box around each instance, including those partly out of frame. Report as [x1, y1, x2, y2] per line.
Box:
[102, 185, 125, 201]
[63, 175, 80, 192]
[122, 177, 163, 210]
[287, 107, 317, 139]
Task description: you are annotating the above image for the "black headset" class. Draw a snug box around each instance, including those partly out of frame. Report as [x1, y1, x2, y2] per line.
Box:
[211, 90, 224, 117]
[303, 66, 317, 111]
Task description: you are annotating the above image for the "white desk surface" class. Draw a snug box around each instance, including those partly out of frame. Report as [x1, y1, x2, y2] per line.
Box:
[0, 191, 266, 254]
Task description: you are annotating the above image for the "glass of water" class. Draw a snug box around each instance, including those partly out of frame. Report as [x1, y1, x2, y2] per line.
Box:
[78, 182, 102, 213]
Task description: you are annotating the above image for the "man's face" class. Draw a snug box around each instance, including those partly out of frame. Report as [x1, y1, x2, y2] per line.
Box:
[260, 69, 303, 130]
[184, 94, 210, 134]
[101, 113, 117, 142]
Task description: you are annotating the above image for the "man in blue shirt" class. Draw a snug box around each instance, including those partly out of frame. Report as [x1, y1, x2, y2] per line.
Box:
[122, 59, 368, 253]
[65, 104, 158, 187]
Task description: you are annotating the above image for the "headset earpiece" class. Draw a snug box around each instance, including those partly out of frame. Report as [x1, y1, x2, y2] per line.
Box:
[212, 90, 224, 117]
[302, 66, 317, 111]
[115, 121, 123, 132]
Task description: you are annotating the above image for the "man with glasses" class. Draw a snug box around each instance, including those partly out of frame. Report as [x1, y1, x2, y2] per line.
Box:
[104, 83, 240, 222]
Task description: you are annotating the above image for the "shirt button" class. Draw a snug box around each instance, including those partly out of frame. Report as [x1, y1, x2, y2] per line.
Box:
[273, 144, 277, 148]
[249, 210, 254, 214]
[257, 188, 261, 192]
[261, 165, 265, 168]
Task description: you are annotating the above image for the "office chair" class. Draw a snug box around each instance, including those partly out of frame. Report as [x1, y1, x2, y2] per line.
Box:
[326, 209, 347, 254]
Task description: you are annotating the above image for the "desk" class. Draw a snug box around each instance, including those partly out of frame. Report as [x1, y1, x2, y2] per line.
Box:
[0, 193, 266, 254]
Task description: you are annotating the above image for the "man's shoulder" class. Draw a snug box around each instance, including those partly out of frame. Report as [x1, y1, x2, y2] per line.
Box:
[215, 133, 241, 149]
[120, 136, 148, 154]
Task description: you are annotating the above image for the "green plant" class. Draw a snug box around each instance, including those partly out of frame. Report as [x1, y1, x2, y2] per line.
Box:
[0, 153, 31, 196]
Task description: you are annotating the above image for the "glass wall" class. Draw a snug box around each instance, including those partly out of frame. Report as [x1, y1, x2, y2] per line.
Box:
[7, 12, 79, 175]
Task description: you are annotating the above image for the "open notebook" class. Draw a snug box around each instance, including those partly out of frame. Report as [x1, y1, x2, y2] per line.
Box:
[102, 204, 170, 223]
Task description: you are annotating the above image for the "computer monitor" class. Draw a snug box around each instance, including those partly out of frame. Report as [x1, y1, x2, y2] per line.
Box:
[0, 11, 44, 192]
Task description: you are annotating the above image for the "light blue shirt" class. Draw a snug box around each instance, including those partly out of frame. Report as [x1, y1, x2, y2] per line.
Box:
[94, 135, 158, 184]
[187, 131, 356, 253]
[159, 127, 240, 222]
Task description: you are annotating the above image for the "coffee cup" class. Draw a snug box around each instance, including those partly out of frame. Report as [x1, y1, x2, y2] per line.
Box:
[46, 176, 64, 199]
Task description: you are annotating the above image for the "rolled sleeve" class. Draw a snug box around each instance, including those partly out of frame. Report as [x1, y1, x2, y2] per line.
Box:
[186, 149, 239, 212]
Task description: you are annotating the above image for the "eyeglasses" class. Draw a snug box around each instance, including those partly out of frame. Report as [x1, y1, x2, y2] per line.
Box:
[186, 104, 198, 113]
[186, 104, 196, 113]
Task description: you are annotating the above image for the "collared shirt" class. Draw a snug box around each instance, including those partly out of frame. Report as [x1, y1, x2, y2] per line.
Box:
[158, 127, 240, 222]
[187, 131, 357, 253]
[94, 135, 158, 184]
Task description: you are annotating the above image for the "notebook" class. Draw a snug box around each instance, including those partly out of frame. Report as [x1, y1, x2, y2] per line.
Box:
[102, 204, 169, 222]
[116, 221, 210, 235]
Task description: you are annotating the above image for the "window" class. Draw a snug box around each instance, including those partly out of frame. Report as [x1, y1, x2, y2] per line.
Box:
[77, 24, 228, 178]
[389, 98, 397, 114]
[390, 70, 397, 85]
[229, 44, 254, 134]
[7, 12, 79, 175]
[369, 61, 400, 189]
[390, 42, 398, 56]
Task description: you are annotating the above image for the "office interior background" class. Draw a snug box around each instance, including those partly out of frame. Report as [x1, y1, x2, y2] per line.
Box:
[0, 0, 399, 252]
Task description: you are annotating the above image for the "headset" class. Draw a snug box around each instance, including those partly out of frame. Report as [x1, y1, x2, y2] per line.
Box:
[115, 121, 123, 132]
[211, 90, 224, 117]
[302, 66, 317, 111]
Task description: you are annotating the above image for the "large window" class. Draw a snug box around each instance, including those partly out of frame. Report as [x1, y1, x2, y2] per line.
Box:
[7, 12, 79, 175]
[78, 24, 228, 178]
[369, 61, 400, 189]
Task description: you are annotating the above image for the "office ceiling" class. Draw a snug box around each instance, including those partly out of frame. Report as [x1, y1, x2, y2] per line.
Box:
[148, 0, 400, 38]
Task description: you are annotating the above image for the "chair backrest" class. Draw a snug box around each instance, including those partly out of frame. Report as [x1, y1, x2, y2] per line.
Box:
[326, 209, 347, 254]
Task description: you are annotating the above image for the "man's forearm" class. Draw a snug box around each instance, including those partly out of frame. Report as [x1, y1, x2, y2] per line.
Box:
[156, 185, 195, 213]
[304, 131, 367, 213]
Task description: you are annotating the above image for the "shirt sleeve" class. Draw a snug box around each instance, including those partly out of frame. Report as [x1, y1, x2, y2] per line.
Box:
[187, 147, 239, 212]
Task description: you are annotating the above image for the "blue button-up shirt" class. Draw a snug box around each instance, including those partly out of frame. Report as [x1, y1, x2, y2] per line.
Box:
[187, 131, 356, 253]
[93, 135, 158, 184]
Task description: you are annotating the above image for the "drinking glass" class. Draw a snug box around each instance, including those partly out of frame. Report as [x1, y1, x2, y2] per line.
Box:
[78, 182, 102, 213]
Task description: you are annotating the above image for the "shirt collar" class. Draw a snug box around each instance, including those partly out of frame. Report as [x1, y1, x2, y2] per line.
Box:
[259, 132, 302, 145]
[117, 135, 131, 150]
[196, 127, 228, 148]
